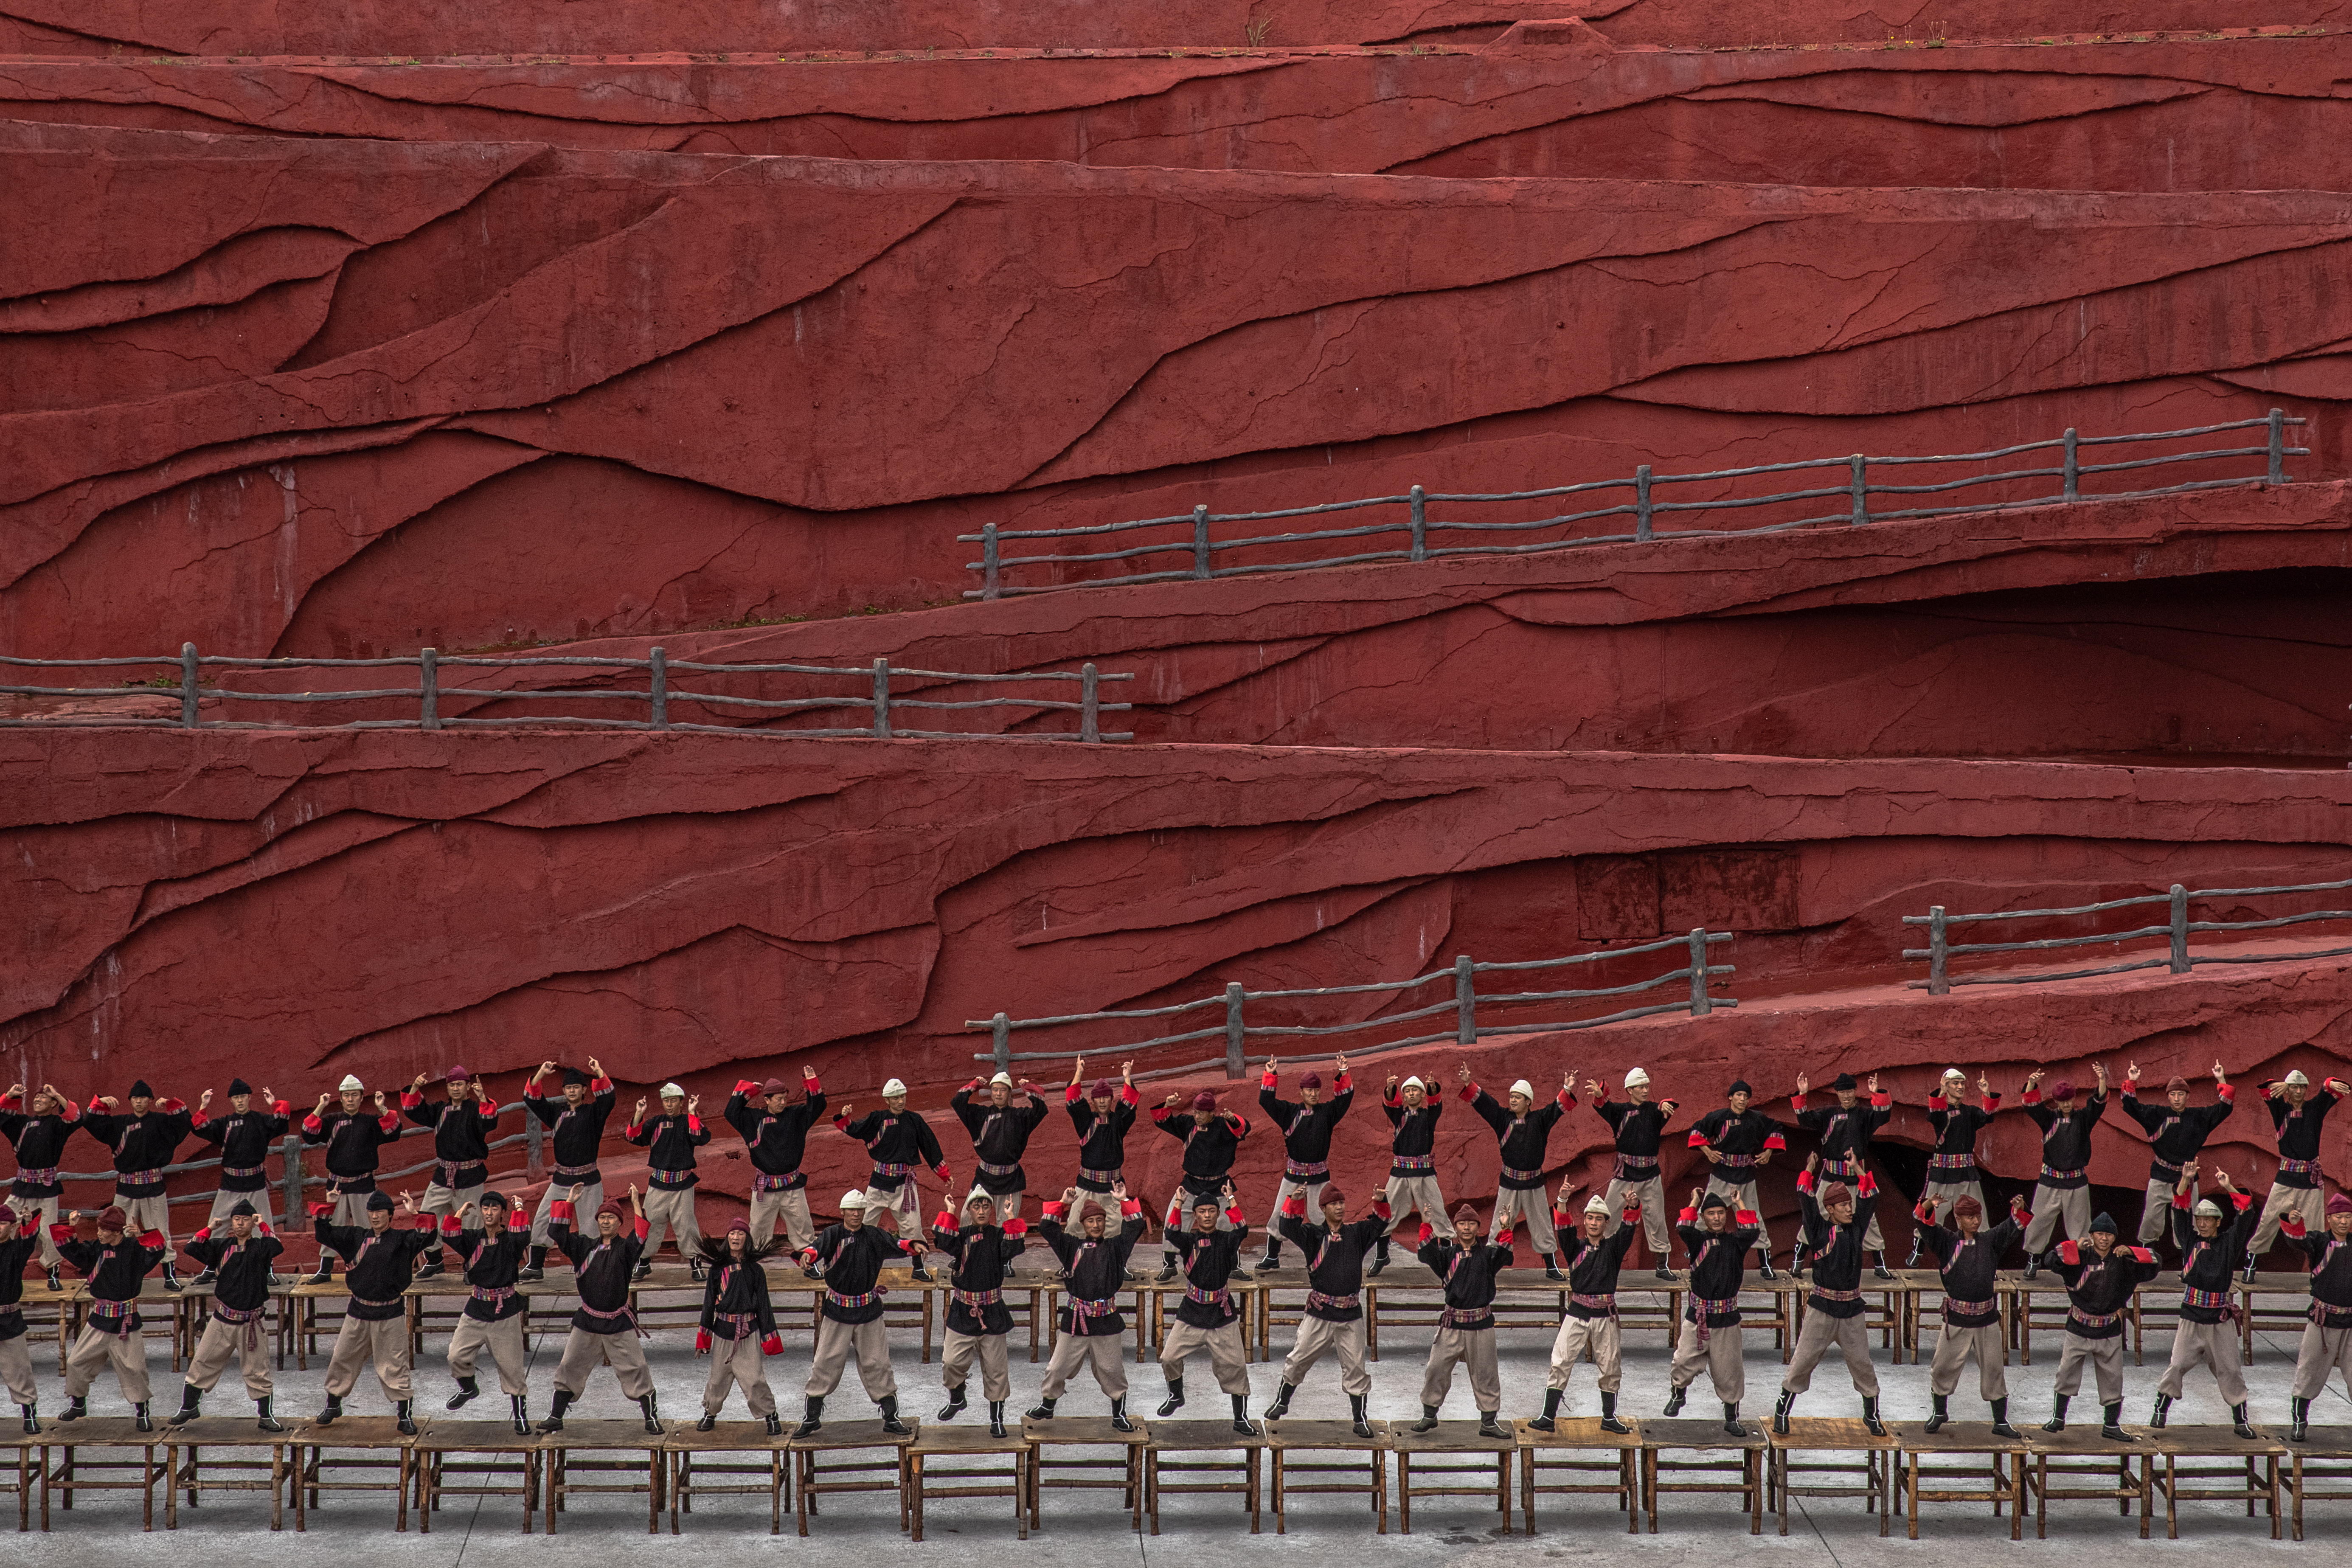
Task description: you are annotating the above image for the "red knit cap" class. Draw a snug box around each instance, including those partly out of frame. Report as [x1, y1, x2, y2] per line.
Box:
[1318, 1189, 1347, 1210]
[1818, 1183, 1852, 1209]
[98, 1206, 127, 1229]
[1952, 1195, 1983, 1220]
[1191, 1090, 1218, 1110]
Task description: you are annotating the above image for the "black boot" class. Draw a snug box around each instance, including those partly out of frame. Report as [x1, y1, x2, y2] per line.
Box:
[1411, 1403, 1440, 1434]
[764, 1413, 783, 1436]
[1758, 1249, 1779, 1282]
[1990, 1397, 2018, 1440]
[307, 1260, 334, 1285]
[2293, 1397, 2312, 1443]
[1925, 1394, 1948, 1434]
[190, 1268, 217, 1288]
[1259, 1242, 1282, 1273]
[519, 1246, 546, 1282]
[1662, 1383, 1687, 1417]
[1367, 1238, 1389, 1278]
[1772, 1389, 1796, 1435]
[1156, 1257, 1178, 1283]
[2242, 1251, 2259, 1284]
[538, 1389, 572, 1433]
[2044, 1394, 2069, 1433]
[1724, 1402, 1743, 1436]
[396, 1400, 418, 1436]
[169, 1385, 203, 1426]
[1157, 1377, 1185, 1419]
[447, 1376, 480, 1411]
[639, 1394, 661, 1434]
[510, 1395, 530, 1436]
[1110, 1396, 1135, 1434]
[1349, 1394, 1372, 1439]
[1530, 1387, 1563, 1434]
[2101, 1402, 2133, 1442]
[17, 1404, 37, 1435]
[2232, 1402, 2256, 1440]
[879, 1394, 909, 1436]
[1655, 1262, 1675, 1280]
[939, 1383, 968, 1422]
[1230, 1394, 1253, 1436]
[59, 1395, 86, 1423]
[790, 1395, 821, 1437]
[414, 1250, 444, 1279]
[1263, 1381, 1295, 1421]
[989, 1400, 1009, 1439]
[135, 1402, 153, 1432]
[697, 1411, 718, 1433]
[632, 1260, 652, 1281]
[316, 1392, 343, 1425]
[2150, 1392, 2171, 1430]
[688, 1257, 705, 1282]
[1600, 1389, 1629, 1436]
[1544, 1252, 1566, 1283]
[1477, 1410, 1505, 1438]
[45, 1267, 61, 1293]
[2022, 1253, 2039, 1281]
[1872, 1250, 1895, 1281]
[1861, 1396, 1884, 1438]
[1026, 1396, 1057, 1422]
[257, 1397, 287, 1434]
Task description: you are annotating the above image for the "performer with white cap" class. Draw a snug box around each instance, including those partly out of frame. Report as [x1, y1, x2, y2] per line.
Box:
[168, 1200, 287, 1430]
[697, 1214, 786, 1434]
[1031, 1183, 1151, 1430]
[402, 1065, 505, 1279]
[522, 1059, 617, 1280]
[2, 1082, 84, 1289]
[2280, 1191, 2352, 1441]
[951, 1070, 1050, 1223]
[1372, 1069, 1446, 1276]
[1588, 1067, 1678, 1279]
[1408, 1203, 1515, 1435]
[724, 1066, 826, 1253]
[2151, 1162, 2260, 1437]
[1687, 1079, 1784, 1279]
[1791, 1070, 1895, 1279]
[300, 1075, 403, 1283]
[2118, 1059, 2233, 1247]
[2018, 1065, 2109, 1278]
[796, 1189, 919, 1436]
[1663, 1189, 1762, 1435]
[1529, 1188, 1643, 1433]
[835, 1080, 949, 1279]
[2245, 1068, 2349, 1279]
[0, 1206, 42, 1431]
[1257, 1057, 1354, 1271]
[1920, 1068, 1998, 1228]
[1911, 1190, 2029, 1436]
[1157, 1179, 1255, 1434]
[933, 1191, 1026, 1437]
[82, 1078, 197, 1289]
[1064, 1057, 1140, 1230]
[626, 1083, 710, 1277]
[1455, 1062, 1577, 1279]
[188, 1079, 290, 1241]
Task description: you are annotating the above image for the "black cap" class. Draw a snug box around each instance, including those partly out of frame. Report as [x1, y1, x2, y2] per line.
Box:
[227, 1077, 253, 1097]
[1700, 1192, 1731, 1212]
[129, 1079, 155, 1099]
[228, 1199, 259, 1218]
[562, 1068, 590, 1087]
[1727, 1079, 1752, 1096]
[365, 1192, 395, 1213]
[481, 1191, 510, 1210]
[1831, 1073, 1857, 1092]
[2090, 1212, 2119, 1234]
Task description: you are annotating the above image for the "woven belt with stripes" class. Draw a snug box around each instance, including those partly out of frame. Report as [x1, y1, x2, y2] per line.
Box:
[1818, 1158, 1857, 1178]
[1928, 1154, 1977, 1172]
[430, 1160, 485, 1188]
[210, 1300, 268, 1347]
[2310, 1302, 2352, 1329]
[1500, 1165, 1545, 1185]
[552, 1163, 601, 1183]
[2282, 1158, 2320, 1177]
[752, 1172, 798, 1192]
[1812, 1286, 1864, 1304]
[1183, 1285, 1231, 1310]
[87, 1302, 137, 1335]
[470, 1286, 518, 1309]
[871, 1162, 915, 1178]
[2182, 1286, 2237, 1322]
[1066, 1294, 1118, 1320]
[9, 1167, 59, 1187]
[1715, 1154, 1757, 1171]
[115, 1167, 166, 1189]
[951, 1287, 1003, 1310]
[1304, 1290, 1360, 1314]
[2038, 1165, 2085, 1183]
[827, 1288, 885, 1310]
[1284, 1161, 1330, 1182]
[1614, 1154, 1659, 1179]
[1689, 1295, 1739, 1346]
[1389, 1154, 1436, 1173]
[222, 1163, 269, 1179]
[1079, 1166, 1122, 1186]
[580, 1300, 646, 1336]
[1569, 1292, 1618, 1317]
[351, 1294, 405, 1312]
[714, 1312, 761, 1339]
[2067, 1307, 2124, 1332]
[1942, 1296, 1997, 1319]
[647, 1169, 696, 1189]
[977, 1161, 1021, 1178]
[1439, 1307, 1493, 1330]
[2148, 1158, 2185, 1182]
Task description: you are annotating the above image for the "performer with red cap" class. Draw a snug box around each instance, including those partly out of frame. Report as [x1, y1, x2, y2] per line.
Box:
[521, 1059, 617, 1281]
[1791, 1070, 1895, 1279]
[441, 1191, 535, 1434]
[1152, 1088, 1250, 1281]
[1030, 1183, 1150, 1430]
[1530, 1189, 1643, 1434]
[1408, 1203, 1515, 1436]
[1912, 1189, 2029, 1436]
[2245, 1069, 2350, 1279]
[169, 1200, 287, 1430]
[2043, 1211, 2160, 1441]
[313, 1190, 437, 1435]
[1919, 1069, 1998, 1233]
[626, 1084, 710, 1278]
[301, 1074, 403, 1284]
[1063, 1058, 1141, 1231]
[1455, 1062, 1577, 1280]
[53, 1206, 169, 1429]
[834, 1081, 949, 1279]
[2281, 1189, 2352, 1441]
[2151, 1163, 2261, 1437]
[188, 1079, 290, 1242]
[1664, 1190, 1763, 1435]
[1263, 1186, 1391, 1437]
[1257, 1057, 1355, 1272]
[542, 1183, 662, 1433]
[1687, 1079, 1784, 1279]
[797, 1189, 920, 1436]
[1156, 1180, 1255, 1434]
[0, 1206, 44, 1431]
[723, 1066, 826, 1254]
[697, 1214, 787, 1434]
[933, 1190, 1026, 1437]
[2019, 1065, 2109, 1277]
[1587, 1068, 1678, 1279]
[402, 1065, 506, 1279]
[2118, 1060, 2234, 1247]
[952, 1071, 1050, 1226]
[0, 1082, 81, 1290]
[1372, 1069, 1446, 1277]
[1775, 1155, 1887, 1436]
[82, 1078, 196, 1289]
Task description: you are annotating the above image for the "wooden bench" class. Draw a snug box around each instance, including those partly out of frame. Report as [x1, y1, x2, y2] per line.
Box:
[663, 1419, 789, 1534]
[1515, 1416, 1639, 1534]
[1142, 1419, 1262, 1534]
[2143, 1423, 2285, 1539]
[1264, 1417, 1389, 1534]
[2285, 1427, 2352, 1541]
[787, 1418, 914, 1537]
[1023, 1413, 1144, 1529]
[1891, 1419, 2027, 1540]
[1638, 1416, 1764, 1534]
[2238, 1274, 2317, 1363]
[15, 1281, 76, 1375]
[157, 1415, 299, 1531]
[541, 1418, 665, 1534]
[905, 1422, 1029, 1541]
[2022, 1424, 2150, 1538]
[413, 1419, 540, 1534]
[0, 1431, 33, 1532]
[1766, 1415, 1892, 1536]
[290, 1415, 413, 1531]
[37, 1418, 168, 1531]
[1388, 1419, 1511, 1534]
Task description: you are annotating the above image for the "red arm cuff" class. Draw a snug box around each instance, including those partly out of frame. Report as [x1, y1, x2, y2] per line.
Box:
[1259, 1069, 1277, 1087]
[734, 1080, 756, 1096]
[1119, 1199, 1143, 1217]
[48, 1224, 73, 1242]
[591, 1077, 613, 1092]
[2284, 1217, 2309, 1237]
[1926, 1096, 1947, 1111]
[2234, 1192, 2255, 1211]
[1064, 1085, 1082, 1103]
[635, 1216, 649, 1241]
[1687, 1130, 1709, 1146]
[1281, 1196, 1307, 1217]
[401, 1091, 423, 1108]
[1003, 1218, 1028, 1237]
[2057, 1239, 2079, 1264]
[1120, 1085, 1138, 1105]
[441, 1214, 463, 1234]
[1857, 1172, 1879, 1196]
[1335, 1073, 1352, 1090]
[1869, 1094, 1891, 1109]
[1764, 1133, 1787, 1149]
[1913, 1200, 1933, 1223]
[138, 1230, 165, 1248]
[1372, 1199, 1392, 1218]
[377, 1111, 400, 1132]
[935, 1212, 957, 1232]
[760, 1333, 784, 1356]
[1040, 1201, 1067, 1220]
[1676, 1207, 1697, 1223]
[1556, 1088, 1576, 1110]
[687, 1116, 702, 1133]
[2217, 1083, 2235, 1100]
[302, 1114, 323, 1132]
[307, 1201, 333, 1218]
[551, 1201, 575, 1222]
[1416, 1222, 1434, 1245]
[1734, 1210, 1760, 1227]
[193, 1225, 213, 1241]
[1795, 1169, 1816, 1194]
[2172, 1191, 2192, 1210]
[2020, 1090, 2042, 1104]
[1458, 1084, 1479, 1103]
[622, 1124, 643, 1139]
[414, 1215, 437, 1231]
[1225, 1207, 1246, 1226]
[2128, 1247, 2155, 1263]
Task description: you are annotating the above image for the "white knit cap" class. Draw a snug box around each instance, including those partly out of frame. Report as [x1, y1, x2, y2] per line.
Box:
[2286, 1070, 2311, 1087]
[660, 1082, 685, 1099]
[840, 1189, 868, 1210]
[338, 1074, 364, 1092]
[989, 1071, 1014, 1087]
[1585, 1194, 1611, 1217]
[1400, 1076, 1425, 1091]
[1509, 1079, 1536, 1101]
[1624, 1068, 1650, 1089]
[883, 1077, 909, 1097]
[1944, 1068, 1967, 1082]
[2193, 1198, 2224, 1219]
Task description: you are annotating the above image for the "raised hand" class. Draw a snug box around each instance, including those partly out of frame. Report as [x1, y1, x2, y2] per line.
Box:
[399, 1191, 418, 1214]
[2212, 1059, 2228, 1082]
[628, 1183, 642, 1204]
[1385, 1074, 1399, 1093]
[199, 1089, 214, 1109]
[585, 1057, 604, 1079]
[374, 1090, 388, 1112]
[633, 1098, 649, 1121]
[1689, 1188, 1703, 1209]
[412, 1072, 430, 1091]
[569, 1183, 587, 1202]
[1333, 1053, 1349, 1076]
[1121, 1060, 1134, 1082]
[536, 1059, 556, 1078]
[1583, 1079, 1603, 1102]
[688, 1095, 700, 1113]
[3, 1084, 20, 1100]
[458, 1203, 475, 1220]
[2126, 1061, 2141, 1083]
[1977, 1073, 1991, 1098]
[1794, 1074, 1809, 1097]
[1455, 1063, 1473, 1085]
[315, 1092, 332, 1110]
[1163, 1092, 1182, 1108]
[1866, 1072, 1880, 1094]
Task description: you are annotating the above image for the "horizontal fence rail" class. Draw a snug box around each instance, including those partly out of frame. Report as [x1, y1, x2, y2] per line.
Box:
[962, 411, 2309, 598]
[969, 930, 1736, 1079]
[1903, 876, 2352, 994]
[0, 645, 1135, 742]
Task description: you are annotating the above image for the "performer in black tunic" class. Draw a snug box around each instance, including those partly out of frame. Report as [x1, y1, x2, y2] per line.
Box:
[952, 1071, 1051, 1224]
[170, 1200, 287, 1430]
[725, 1067, 827, 1254]
[314, 1190, 436, 1434]
[2118, 1060, 2233, 1246]
[2282, 1191, 2352, 1440]
[1791, 1070, 1894, 1276]
[2151, 1163, 2260, 1437]
[1030, 1185, 1149, 1430]
[2247, 1069, 2349, 1278]
[1265, 1188, 1391, 1436]
[1410, 1204, 1514, 1435]
[53, 1207, 168, 1428]
[1372, 1071, 1446, 1276]
[0, 1206, 46, 1431]
[188, 1078, 289, 1238]
[2045, 1213, 2161, 1440]
[522, 1061, 617, 1279]
[1157, 1180, 1254, 1433]
[442, 1191, 534, 1433]
[1531, 1190, 1641, 1433]
[1664, 1190, 1762, 1434]
[1152, 1089, 1250, 1279]
[1257, 1058, 1354, 1270]
[1687, 1079, 1784, 1277]
[627, 1085, 710, 1277]
[82, 1079, 196, 1288]
[2018, 1066, 2108, 1276]
[698, 1216, 786, 1433]
[403, 1065, 505, 1277]
[797, 1190, 918, 1436]
[835, 1080, 949, 1276]
[933, 1191, 1025, 1436]
[1919, 1069, 1998, 1231]
[300, 1076, 403, 1281]
[0, 1083, 81, 1288]
[1913, 1191, 2029, 1436]
[1588, 1067, 1677, 1277]
[1775, 1156, 1885, 1435]
[1456, 1063, 1577, 1279]
[1063, 1058, 1140, 1228]
[542, 1183, 661, 1433]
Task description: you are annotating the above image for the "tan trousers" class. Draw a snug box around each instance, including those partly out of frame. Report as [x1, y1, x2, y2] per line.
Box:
[750, 1186, 815, 1250]
[205, 1190, 275, 1229]
[1491, 1186, 1558, 1256]
[448, 1313, 530, 1396]
[1702, 1176, 1762, 1216]
[12, 1193, 62, 1269]
[703, 1332, 776, 1417]
[2251, 1184, 2327, 1256]
[1783, 1308, 1880, 1397]
[1380, 1175, 1446, 1234]
[1546, 1313, 1622, 1394]
[2023, 1184, 2091, 1255]
[324, 1315, 413, 1400]
[114, 1194, 171, 1242]
[942, 1329, 1012, 1401]
[864, 1180, 925, 1242]
[2156, 1319, 2248, 1403]
[1669, 1320, 1745, 1404]
[807, 1315, 896, 1400]
[0, 1336, 35, 1405]
[2137, 1180, 2175, 1246]
[419, 1180, 485, 1256]
[554, 1327, 655, 1400]
[185, 1316, 273, 1398]
[1420, 1325, 1501, 1411]
[65, 1324, 152, 1404]
[1923, 1180, 1987, 1226]
[643, 1186, 703, 1261]
[323, 1190, 373, 1231]
[532, 1178, 599, 1247]
[1041, 1330, 1129, 1401]
[1266, 1176, 1328, 1254]
[1603, 1176, 1671, 1258]
[1280, 1315, 1371, 1397]
[2052, 1332, 2126, 1403]
[1160, 1319, 1250, 1396]
[1928, 1321, 2006, 1401]
[2292, 1322, 2352, 1399]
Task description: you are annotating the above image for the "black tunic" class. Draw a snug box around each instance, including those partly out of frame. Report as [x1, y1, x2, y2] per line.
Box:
[809, 1223, 910, 1324]
[1596, 1099, 1674, 1182]
[183, 1227, 283, 1313]
[724, 1080, 827, 1189]
[0, 1094, 82, 1199]
[2053, 1240, 2160, 1337]
[1464, 1085, 1569, 1190]
[837, 1108, 945, 1194]
[1413, 1236, 1513, 1329]
[1558, 1222, 1639, 1318]
[446, 1222, 531, 1321]
[315, 1216, 435, 1318]
[2023, 1089, 2104, 1187]
[82, 1103, 195, 1198]
[52, 1229, 166, 1329]
[1793, 1092, 1889, 1174]
[1793, 1171, 1874, 1318]
[700, 1252, 779, 1342]
[0, 1234, 37, 1340]
[1065, 1086, 1138, 1190]
[2170, 1191, 2260, 1323]
[2285, 1218, 2352, 1326]
[526, 1081, 618, 1177]
[951, 1087, 1051, 1196]
[1675, 1207, 1762, 1325]
[628, 1111, 710, 1188]
[1153, 1108, 1248, 1191]
[402, 1092, 501, 1186]
[1259, 1073, 1354, 1170]
[933, 1220, 1023, 1335]
[1380, 1092, 1444, 1173]
[2118, 1086, 2234, 1181]
[1167, 1214, 1249, 1329]
[1925, 1092, 1998, 1172]
[302, 1105, 403, 1192]
[549, 1208, 647, 1333]
[1912, 1212, 2022, 1327]
[1039, 1206, 1147, 1335]
[1277, 1206, 1388, 1323]
[1686, 1107, 1785, 1176]
[190, 1100, 290, 1193]
[2268, 1089, 2342, 1188]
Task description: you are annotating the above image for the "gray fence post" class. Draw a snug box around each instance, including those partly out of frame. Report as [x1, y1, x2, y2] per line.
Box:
[981, 523, 1002, 600]
[1925, 905, 1950, 995]
[1223, 984, 1246, 1077]
[1408, 485, 1427, 562]
[1192, 505, 1212, 580]
[281, 1131, 304, 1221]
[1454, 955, 1476, 1045]
[991, 1012, 1012, 1075]
[419, 647, 440, 731]
[2062, 429, 2080, 500]
[1686, 928, 1714, 1017]
[180, 642, 200, 729]
[1634, 464, 1653, 542]
[1079, 663, 1102, 742]
[2169, 883, 2192, 973]
[1849, 455, 1869, 525]
[871, 658, 892, 738]
[2268, 407, 2287, 483]
[525, 1111, 544, 1180]
[649, 646, 669, 730]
